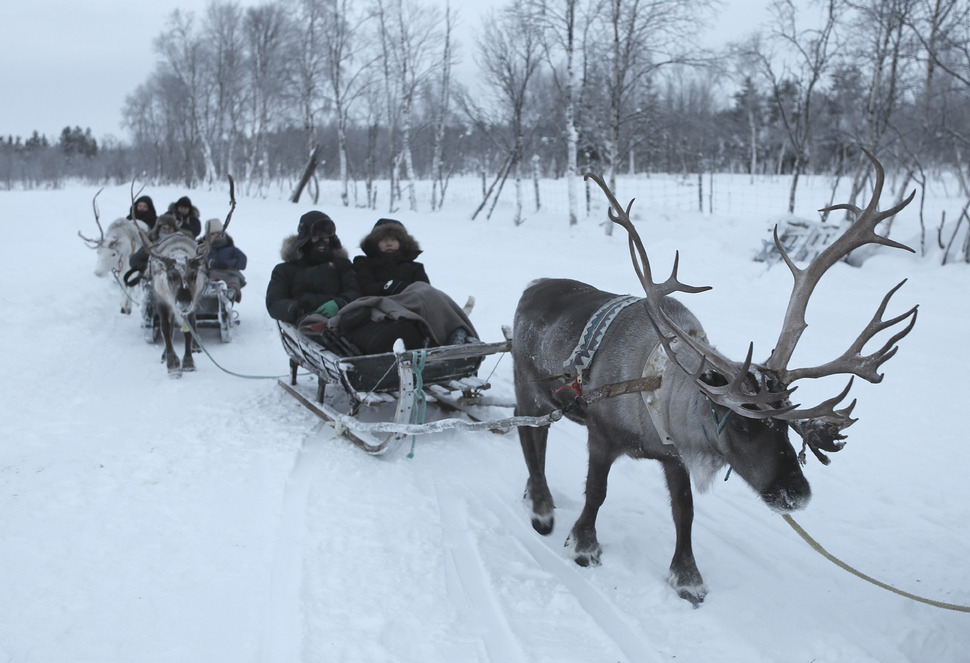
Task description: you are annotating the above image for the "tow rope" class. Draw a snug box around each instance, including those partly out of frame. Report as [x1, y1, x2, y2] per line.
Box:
[782, 514, 970, 613]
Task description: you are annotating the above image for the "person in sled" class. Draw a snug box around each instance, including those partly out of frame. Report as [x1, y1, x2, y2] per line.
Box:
[202, 218, 247, 303]
[124, 214, 188, 284]
[329, 218, 479, 354]
[127, 195, 158, 230]
[353, 218, 430, 296]
[168, 195, 202, 238]
[265, 211, 361, 325]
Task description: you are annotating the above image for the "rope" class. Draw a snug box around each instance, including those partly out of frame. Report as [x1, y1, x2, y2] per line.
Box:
[184, 320, 301, 380]
[406, 350, 428, 459]
[482, 349, 505, 384]
[782, 514, 970, 613]
[111, 269, 140, 304]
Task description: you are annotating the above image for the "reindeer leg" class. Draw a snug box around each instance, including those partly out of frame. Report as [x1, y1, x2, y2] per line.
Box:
[519, 425, 555, 535]
[567, 434, 618, 567]
[182, 315, 196, 372]
[158, 313, 182, 376]
[662, 458, 707, 605]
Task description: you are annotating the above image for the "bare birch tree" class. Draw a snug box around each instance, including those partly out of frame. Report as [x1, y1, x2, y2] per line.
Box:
[323, 0, 376, 207]
[373, 0, 445, 212]
[204, 1, 247, 178]
[430, 2, 459, 211]
[529, 0, 587, 225]
[750, 0, 843, 213]
[288, 0, 330, 160]
[475, 1, 544, 224]
[154, 10, 219, 186]
[243, 4, 289, 193]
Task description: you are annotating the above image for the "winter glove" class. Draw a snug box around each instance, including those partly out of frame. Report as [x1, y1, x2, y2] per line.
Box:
[315, 299, 340, 318]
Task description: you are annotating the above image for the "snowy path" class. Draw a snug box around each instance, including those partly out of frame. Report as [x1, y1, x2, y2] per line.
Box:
[1, 185, 968, 662]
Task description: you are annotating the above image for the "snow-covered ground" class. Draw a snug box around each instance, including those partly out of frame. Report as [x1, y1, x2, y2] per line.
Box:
[1, 173, 968, 662]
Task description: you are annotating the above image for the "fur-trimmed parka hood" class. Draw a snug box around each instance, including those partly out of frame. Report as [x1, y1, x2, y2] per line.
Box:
[280, 234, 348, 263]
[359, 218, 422, 261]
[167, 201, 201, 219]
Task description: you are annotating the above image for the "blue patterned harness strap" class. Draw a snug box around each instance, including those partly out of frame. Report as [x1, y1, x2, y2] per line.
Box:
[563, 295, 641, 378]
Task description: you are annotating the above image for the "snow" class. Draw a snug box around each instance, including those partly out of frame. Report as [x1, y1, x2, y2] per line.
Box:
[1, 174, 968, 663]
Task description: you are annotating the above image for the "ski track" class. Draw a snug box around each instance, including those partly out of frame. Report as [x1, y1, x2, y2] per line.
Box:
[258, 428, 326, 663]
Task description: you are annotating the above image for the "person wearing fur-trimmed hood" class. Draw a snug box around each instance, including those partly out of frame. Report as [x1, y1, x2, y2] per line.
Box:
[333, 217, 479, 354]
[168, 196, 202, 238]
[354, 218, 429, 296]
[265, 211, 361, 324]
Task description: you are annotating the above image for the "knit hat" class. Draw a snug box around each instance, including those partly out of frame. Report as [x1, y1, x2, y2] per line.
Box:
[205, 218, 224, 235]
[176, 196, 192, 208]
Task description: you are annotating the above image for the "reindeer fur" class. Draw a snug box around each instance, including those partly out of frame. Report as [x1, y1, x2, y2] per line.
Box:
[512, 278, 810, 605]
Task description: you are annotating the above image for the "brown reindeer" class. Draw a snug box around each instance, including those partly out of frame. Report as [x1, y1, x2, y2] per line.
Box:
[511, 149, 917, 604]
[134, 178, 236, 376]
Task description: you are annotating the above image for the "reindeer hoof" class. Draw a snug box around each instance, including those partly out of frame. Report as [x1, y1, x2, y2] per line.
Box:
[668, 568, 707, 606]
[565, 533, 601, 567]
[530, 513, 554, 536]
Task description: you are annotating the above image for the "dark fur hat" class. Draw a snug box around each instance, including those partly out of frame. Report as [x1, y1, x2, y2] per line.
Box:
[360, 217, 421, 259]
[297, 211, 336, 248]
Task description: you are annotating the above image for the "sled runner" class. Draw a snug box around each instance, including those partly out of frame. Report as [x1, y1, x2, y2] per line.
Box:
[276, 321, 555, 454]
[140, 277, 239, 343]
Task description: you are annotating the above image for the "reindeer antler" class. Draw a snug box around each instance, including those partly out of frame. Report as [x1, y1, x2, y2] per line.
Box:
[223, 175, 236, 234]
[586, 149, 917, 429]
[765, 148, 918, 426]
[585, 173, 796, 419]
[78, 188, 106, 248]
[196, 175, 237, 261]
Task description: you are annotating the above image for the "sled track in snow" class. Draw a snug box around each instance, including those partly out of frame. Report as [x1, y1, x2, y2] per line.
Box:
[431, 477, 530, 663]
[486, 495, 668, 663]
[258, 431, 327, 663]
[431, 473, 665, 663]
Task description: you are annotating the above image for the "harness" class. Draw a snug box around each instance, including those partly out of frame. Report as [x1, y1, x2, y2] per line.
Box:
[563, 295, 641, 381]
[553, 299, 728, 457]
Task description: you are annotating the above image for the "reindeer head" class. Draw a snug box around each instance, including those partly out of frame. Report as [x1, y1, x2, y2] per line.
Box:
[149, 236, 210, 319]
[587, 148, 918, 466]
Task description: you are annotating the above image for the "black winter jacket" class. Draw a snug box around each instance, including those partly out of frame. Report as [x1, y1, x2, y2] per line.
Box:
[167, 202, 202, 238]
[266, 235, 361, 323]
[353, 224, 429, 296]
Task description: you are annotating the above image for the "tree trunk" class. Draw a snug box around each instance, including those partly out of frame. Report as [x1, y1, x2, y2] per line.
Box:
[291, 144, 321, 203]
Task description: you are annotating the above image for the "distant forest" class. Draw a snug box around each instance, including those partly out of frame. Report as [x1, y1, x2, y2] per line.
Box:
[3, 0, 969, 218]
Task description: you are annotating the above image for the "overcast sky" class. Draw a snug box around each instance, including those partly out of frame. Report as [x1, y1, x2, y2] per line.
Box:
[1, 0, 768, 143]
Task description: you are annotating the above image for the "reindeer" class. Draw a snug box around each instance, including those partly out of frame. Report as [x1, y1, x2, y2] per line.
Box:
[134, 177, 236, 377]
[79, 189, 147, 314]
[511, 149, 917, 605]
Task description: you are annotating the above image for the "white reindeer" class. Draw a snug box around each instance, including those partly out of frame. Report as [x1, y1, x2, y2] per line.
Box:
[78, 189, 147, 314]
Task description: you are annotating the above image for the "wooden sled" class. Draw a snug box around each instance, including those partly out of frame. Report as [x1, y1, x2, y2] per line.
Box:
[276, 321, 557, 454]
